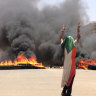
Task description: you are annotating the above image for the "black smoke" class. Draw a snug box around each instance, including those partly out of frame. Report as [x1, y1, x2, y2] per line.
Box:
[0, 0, 93, 66]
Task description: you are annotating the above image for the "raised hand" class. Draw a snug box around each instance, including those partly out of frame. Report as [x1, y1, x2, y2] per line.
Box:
[60, 24, 65, 41]
[77, 22, 81, 42]
[62, 25, 66, 32]
[77, 22, 81, 29]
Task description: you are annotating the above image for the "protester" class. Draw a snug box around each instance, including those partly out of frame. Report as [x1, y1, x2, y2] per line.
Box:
[60, 23, 81, 96]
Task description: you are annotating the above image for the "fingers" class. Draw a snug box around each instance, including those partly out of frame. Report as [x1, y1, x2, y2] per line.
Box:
[62, 24, 65, 31]
[78, 22, 80, 25]
[78, 22, 81, 28]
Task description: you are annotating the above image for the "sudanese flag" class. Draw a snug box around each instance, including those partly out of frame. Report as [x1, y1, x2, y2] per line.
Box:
[61, 36, 76, 87]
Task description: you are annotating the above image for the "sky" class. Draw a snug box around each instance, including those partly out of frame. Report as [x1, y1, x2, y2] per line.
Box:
[38, 0, 96, 22]
[84, 0, 96, 22]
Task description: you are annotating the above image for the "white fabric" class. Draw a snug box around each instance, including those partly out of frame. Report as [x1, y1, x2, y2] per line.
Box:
[61, 48, 72, 88]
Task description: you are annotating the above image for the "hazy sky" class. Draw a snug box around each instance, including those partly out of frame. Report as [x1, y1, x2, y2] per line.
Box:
[84, 0, 96, 22]
[38, 0, 96, 22]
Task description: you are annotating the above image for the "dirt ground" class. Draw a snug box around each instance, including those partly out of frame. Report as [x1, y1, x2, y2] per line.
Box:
[0, 69, 96, 96]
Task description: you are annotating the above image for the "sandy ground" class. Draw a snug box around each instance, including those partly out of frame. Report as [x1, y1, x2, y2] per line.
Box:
[0, 69, 96, 96]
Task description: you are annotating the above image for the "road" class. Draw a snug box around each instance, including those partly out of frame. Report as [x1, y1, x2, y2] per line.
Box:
[0, 69, 96, 96]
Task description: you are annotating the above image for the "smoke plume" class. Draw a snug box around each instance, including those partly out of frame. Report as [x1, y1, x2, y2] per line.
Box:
[0, 0, 93, 66]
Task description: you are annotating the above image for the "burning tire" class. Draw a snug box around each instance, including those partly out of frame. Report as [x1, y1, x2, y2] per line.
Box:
[88, 65, 96, 70]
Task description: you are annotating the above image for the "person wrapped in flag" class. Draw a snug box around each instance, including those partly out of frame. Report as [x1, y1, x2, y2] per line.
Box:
[60, 23, 81, 96]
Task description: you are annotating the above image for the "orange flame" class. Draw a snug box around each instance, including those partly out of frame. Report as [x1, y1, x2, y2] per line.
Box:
[78, 59, 96, 70]
[0, 54, 44, 68]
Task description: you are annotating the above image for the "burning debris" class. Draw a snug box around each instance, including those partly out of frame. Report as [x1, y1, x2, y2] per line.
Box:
[0, 54, 45, 69]
[77, 59, 96, 70]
